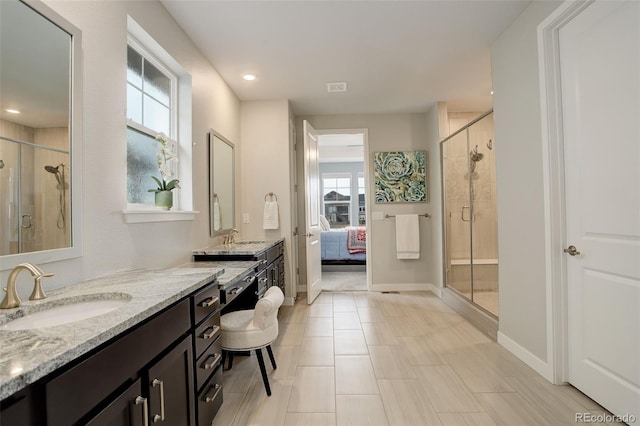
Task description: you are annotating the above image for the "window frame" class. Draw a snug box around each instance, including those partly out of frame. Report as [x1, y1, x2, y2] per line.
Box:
[322, 172, 353, 228]
[122, 17, 196, 223]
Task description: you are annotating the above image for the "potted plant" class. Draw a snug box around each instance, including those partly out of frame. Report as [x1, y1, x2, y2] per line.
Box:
[148, 133, 180, 210]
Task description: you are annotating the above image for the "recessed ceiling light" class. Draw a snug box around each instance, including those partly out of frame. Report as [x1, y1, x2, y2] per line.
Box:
[5, 108, 20, 114]
[242, 74, 256, 81]
[490, 90, 494, 95]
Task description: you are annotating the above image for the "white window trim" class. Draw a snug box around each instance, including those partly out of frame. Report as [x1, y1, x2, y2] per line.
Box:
[122, 16, 196, 223]
[322, 172, 352, 227]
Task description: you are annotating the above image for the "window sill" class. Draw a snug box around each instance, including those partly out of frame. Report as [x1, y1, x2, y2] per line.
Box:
[122, 209, 199, 224]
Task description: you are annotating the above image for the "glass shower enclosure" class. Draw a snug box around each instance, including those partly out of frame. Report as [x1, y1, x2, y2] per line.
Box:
[441, 110, 498, 317]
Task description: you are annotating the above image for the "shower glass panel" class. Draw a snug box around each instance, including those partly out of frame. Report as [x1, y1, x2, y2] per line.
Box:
[0, 136, 71, 256]
[442, 110, 498, 317]
[442, 130, 472, 300]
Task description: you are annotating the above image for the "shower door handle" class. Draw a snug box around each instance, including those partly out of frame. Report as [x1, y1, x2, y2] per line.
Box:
[21, 214, 33, 228]
[461, 206, 471, 222]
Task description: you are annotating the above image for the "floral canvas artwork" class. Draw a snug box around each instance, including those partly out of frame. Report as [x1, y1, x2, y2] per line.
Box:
[374, 151, 427, 203]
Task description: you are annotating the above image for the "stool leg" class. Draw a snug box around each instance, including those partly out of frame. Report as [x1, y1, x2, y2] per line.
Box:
[227, 352, 234, 370]
[255, 348, 272, 396]
[266, 345, 277, 370]
[221, 350, 227, 369]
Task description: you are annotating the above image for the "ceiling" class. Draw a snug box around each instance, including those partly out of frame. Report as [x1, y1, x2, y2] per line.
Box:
[161, 0, 531, 116]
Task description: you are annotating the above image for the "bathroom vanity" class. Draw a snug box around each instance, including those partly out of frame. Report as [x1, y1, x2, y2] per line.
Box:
[193, 239, 285, 307]
[0, 262, 258, 426]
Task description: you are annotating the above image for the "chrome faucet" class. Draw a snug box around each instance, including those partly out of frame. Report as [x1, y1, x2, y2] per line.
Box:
[224, 228, 239, 245]
[0, 263, 55, 309]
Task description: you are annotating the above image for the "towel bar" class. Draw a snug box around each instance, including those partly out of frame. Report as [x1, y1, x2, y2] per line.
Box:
[385, 213, 430, 219]
[264, 192, 277, 201]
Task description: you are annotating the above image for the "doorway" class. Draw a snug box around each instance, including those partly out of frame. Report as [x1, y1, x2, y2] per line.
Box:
[317, 130, 368, 292]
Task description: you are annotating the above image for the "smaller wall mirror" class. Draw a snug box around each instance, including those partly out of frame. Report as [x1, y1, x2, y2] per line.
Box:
[209, 130, 235, 236]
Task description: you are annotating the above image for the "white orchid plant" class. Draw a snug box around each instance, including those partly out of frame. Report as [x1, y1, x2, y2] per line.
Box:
[148, 133, 180, 193]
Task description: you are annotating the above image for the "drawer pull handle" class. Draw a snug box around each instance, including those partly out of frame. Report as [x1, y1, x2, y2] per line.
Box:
[204, 383, 222, 403]
[228, 286, 242, 295]
[135, 396, 149, 426]
[151, 379, 165, 423]
[243, 275, 256, 283]
[203, 353, 222, 370]
[199, 296, 219, 308]
[259, 260, 267, 265]
[201, 325, 220, 340]
[259, 278, 268, 284]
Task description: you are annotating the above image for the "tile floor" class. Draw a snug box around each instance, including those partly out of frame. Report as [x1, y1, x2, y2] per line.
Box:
[212, 290, 614, 426]
[321, 271, 367, 292]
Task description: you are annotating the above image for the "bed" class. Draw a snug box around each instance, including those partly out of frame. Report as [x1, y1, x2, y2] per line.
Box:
[320, 227, 366, 264]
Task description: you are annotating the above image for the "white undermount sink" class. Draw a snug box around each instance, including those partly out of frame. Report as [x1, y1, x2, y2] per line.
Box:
[1, 294, 131, 331]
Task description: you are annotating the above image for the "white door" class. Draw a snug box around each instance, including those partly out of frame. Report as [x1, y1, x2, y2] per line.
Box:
[303, 120, 322, 304]
[560, 0, 640, 419]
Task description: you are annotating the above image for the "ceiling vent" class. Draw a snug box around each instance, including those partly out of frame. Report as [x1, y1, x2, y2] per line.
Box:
[327, 82, 347, 93]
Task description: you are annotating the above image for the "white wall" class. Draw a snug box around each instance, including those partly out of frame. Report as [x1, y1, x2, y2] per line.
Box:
[1, 0, 241, 298]
[491, 0, 561, 365]
[239, 100, 295, 303]
[296, 113, 441, 292]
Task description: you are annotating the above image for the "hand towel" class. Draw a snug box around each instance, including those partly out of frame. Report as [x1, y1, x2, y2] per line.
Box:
[263, 201, 279, 230]
[213, 199, 221, 231]
[395, 214, 420, 259]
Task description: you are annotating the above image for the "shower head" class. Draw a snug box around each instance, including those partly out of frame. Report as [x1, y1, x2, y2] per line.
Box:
[470, 145, 484, 162]
[44, 164, 64, 185]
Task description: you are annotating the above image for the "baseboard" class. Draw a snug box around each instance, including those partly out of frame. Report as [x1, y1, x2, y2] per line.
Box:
[371, 283, 440, 296]
[283, 296, 295, 307]
[497, 331, 553, 381]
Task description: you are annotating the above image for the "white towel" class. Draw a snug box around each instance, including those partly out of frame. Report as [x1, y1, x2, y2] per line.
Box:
[213, 200, 221, 231]
[263, 201, 279, 230]
[395, 214, 420, 259]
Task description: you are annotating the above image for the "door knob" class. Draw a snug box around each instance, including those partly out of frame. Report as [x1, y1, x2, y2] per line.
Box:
[563, 245, 580, 256]
[301, 233, 314, 237]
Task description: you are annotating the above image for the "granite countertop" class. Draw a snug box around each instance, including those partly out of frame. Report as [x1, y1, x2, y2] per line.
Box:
[0, 260, 256, 401]
[192, 239, 283, 256]
[181, 260, 260, 289]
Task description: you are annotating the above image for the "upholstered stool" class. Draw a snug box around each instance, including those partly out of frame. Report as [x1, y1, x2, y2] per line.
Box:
[220, 286, 284, 396]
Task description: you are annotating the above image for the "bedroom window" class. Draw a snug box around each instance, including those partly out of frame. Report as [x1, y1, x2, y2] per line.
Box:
[358, 173, 366, 225]
[322, 174, 351, 228]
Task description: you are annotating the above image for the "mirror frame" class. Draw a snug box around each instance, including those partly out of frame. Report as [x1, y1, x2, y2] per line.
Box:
[209, 130, 235, 237]
[1, 0, 83, 271]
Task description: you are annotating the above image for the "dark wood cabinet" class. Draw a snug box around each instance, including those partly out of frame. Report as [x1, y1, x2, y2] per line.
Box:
[85, 380, 145, 426]
[146, 336, 195, 426]
[0, 278, 224, 426]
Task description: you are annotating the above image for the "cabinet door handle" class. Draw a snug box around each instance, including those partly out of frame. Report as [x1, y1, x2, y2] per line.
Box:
[151, 379, 165, 423]
[134, 396, 149, 426]
[203, 353, 222, 370]
[201, 325, 220, 339]
[204, 383, 222, 403]
[199, 296, 219, 308]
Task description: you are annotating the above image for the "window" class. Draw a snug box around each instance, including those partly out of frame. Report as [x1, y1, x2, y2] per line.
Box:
[322, 174, 351, 228]
[358, 173, 366, 225]
[126, 41, 177, 206]
[123, 17, 195, 223]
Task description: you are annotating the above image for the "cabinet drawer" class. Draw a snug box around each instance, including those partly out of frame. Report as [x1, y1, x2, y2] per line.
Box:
[220, 279, 250, 305]
[194, 311, 221, 358]
[195, 337, 222, 392]
[197, 368, 223, 426]
[254, 252, 268, 271]
[266, 243, 283, 265]
[192, 282, 220, 326]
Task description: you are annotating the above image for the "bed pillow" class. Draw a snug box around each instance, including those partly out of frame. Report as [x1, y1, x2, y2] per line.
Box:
[319, 215, 331, 231]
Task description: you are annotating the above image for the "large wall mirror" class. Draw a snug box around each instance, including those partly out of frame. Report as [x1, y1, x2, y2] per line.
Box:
[209, 130, 235, 236]
[0, 0, 82, 270]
